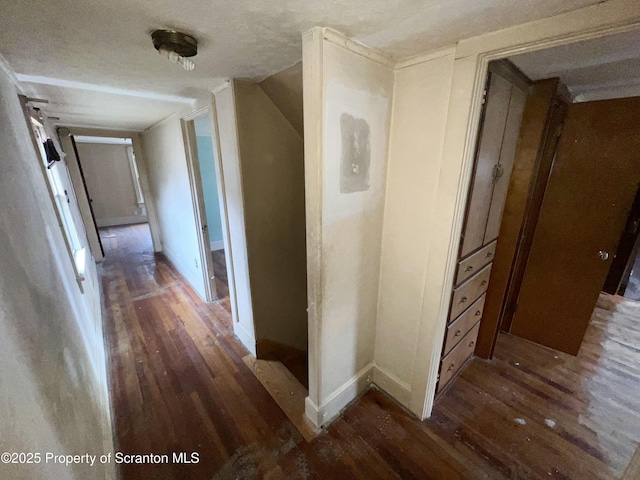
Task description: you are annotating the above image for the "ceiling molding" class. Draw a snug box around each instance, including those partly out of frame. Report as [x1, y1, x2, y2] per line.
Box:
[16, 74, 196, 104]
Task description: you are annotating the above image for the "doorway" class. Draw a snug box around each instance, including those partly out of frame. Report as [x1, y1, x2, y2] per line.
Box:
[182, 108, 232, 302]
[451, 28, 640, 364]
[59, 127, 162, 261]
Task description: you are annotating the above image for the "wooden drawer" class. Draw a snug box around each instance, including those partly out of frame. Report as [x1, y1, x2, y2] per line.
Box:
[450, 264, 492, 321]
[456, 241, 497, 285]
[443, 294, 486, 354]
[437, 322, 480, 393]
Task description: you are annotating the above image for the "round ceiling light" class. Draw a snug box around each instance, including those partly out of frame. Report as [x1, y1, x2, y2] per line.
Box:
[151, 29, 198, 71]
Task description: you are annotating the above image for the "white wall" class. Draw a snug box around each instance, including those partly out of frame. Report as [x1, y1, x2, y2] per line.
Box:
[76, 142, 147, 227]
[0, 67, 114, 479]
[304, 29, 394, 426]
[373, 48, 456, 408]
[141, 114, 207, 300]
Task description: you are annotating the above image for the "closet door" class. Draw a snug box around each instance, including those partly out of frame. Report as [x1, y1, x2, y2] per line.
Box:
[483, 86, 528, 244]
[460, 73, 513, 257]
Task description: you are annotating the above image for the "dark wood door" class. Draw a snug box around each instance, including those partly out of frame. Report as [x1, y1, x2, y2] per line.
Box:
[509, 97, 640, 355]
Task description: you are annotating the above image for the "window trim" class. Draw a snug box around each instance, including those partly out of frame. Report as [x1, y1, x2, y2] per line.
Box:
[21, 97, 87, 291]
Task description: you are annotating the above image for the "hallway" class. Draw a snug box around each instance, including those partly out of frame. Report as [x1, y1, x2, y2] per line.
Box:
[100, 225, 640, 479]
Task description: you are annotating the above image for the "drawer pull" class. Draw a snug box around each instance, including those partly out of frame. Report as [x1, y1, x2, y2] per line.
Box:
[486, 252, 493, 258]
[459, 296, 468, 304]
[468, 341, 475, 348]
[475, 310, 482, 316]
[447, 362, 456, 372]
[481, 280, 487, 286]
[454, 329, 462, 337]
[465, 265, 474, 272]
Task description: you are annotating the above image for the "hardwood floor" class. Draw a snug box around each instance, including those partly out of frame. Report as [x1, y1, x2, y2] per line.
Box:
[210, 249, 229, 299]
[100, 224, 640, 479]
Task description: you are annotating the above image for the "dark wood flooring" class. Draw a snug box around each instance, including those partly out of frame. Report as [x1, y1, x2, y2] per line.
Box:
[211, 248, 229, 299]
[100, 224, 640, 479]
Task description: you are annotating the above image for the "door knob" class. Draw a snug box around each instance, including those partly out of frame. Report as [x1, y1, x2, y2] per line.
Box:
[598, 250, 609, 260]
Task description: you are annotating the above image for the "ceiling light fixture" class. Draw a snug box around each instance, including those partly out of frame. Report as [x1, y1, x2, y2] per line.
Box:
[151, 29, 198, 71]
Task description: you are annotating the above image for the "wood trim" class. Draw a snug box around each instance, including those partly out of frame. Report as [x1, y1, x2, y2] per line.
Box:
[130, 134, 162, 252]
[488, 59, 531, 93]
[475, 78, 562, 358]
[321, 27, 395, 68]
[181, 115, 216, 302]
[395, 45, 457, 70]
[210, 92, 240, 326]
[302, 28, 324, 410]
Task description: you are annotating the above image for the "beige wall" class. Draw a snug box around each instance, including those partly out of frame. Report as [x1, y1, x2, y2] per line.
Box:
[259, 62, 304, 137]
[373, 49, 456, 408]
[233, 81, 308, 351]
[0, 68, 114, 479]
[76, 142, 146, 227]
[304, 29, 394, 426]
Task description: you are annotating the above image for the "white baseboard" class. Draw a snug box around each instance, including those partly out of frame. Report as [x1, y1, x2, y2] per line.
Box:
[305, 362, 374, 428]
[210, 240, 224, 251]
[372, 364, 412, 407]
[96, 216, 148, 227]
[233, 322, 257, 357]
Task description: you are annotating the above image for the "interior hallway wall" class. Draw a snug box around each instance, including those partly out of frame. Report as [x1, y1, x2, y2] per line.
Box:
[234, 80, 308, 352]
[303, 29, 394, 426]
[0, 67, 114, 480]
[374, 49, 456, 409]
[76, 142, 147, 227]
[142, 114, 207, 300]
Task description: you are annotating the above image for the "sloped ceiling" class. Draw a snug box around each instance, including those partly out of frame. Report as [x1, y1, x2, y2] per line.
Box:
[0, 0, 602, 129]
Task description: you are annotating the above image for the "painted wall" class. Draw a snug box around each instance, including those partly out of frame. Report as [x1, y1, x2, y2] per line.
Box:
[141, 114, 207, 300]
[193, 115, 224, 246]
[0, 68, 114, 479]
[259, 62, 304, 137]
[234, 80, 308, 351]
[373, 49, 456, 408]
[76, 142, 147, 227]
[303, 29, 394, 426]
[214, 84, 256, 354]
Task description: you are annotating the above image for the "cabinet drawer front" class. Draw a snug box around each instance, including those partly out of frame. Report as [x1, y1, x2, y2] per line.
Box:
[438, 322, 480, 392]
[456, 241, 497, 285]
[450, 265, 492, 320]
[444, 294, 486, 354]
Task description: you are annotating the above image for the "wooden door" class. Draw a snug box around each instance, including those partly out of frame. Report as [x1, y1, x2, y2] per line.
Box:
[460, 73, 513, 257]
[510, 97, 640, 355]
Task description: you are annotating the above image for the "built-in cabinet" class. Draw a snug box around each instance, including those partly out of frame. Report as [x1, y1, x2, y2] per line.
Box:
[436, 63, 529, 394]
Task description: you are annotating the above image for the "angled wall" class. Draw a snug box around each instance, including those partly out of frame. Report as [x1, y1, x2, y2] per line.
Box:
[234, 80, 308, 352]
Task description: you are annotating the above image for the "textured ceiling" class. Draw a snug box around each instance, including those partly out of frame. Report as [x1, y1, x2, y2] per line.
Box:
[0, 0, 602, 129]
[510, 29, 640, 102]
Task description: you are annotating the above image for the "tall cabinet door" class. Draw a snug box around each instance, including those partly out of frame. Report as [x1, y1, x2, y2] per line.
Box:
[460, 73, 513, 257]
[483, 87, 527, 244]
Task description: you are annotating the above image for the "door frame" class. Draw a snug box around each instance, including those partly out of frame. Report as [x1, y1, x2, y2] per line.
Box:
[60, 127, 162, 255]
[181, 107, 218, 302]
[412, 4, 640, 420]
[181, 105, 237, 312]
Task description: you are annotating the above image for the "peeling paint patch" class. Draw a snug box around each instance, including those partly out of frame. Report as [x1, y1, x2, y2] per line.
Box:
[514, 418, 527, 425]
